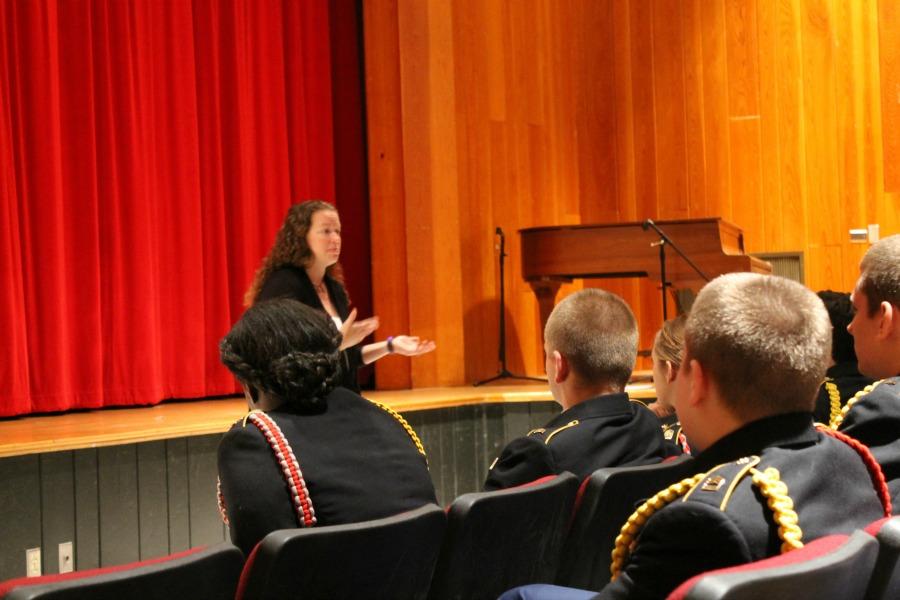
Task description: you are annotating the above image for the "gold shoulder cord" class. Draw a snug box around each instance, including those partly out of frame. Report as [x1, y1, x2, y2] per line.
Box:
[609, 472, 706, 581]
[609, 464, 804, 581]
[824, 379, 841, 427]
[829, 379, 885, 430]
[368, 399, 428, 464]
[747, 466, 803, 553]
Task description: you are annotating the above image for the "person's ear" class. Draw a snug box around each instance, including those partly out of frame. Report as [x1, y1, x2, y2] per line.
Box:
[686, 359, 708, 407]
[553, 351, 568, 384]
[665, 360, 677, 383]
[877, 301, 895, 340]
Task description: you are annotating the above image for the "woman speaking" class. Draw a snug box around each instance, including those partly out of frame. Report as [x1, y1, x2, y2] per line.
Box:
[244, 200, 435, 391]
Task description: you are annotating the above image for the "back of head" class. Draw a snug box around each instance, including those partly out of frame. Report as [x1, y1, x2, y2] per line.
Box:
[653, 314, 687, 367]
[220, 298, 343, 411]
[859, 234, 900, 315]
[544, 288, 638, 391]
[686, 273, 830, 420]
[817, 290, 857, 364]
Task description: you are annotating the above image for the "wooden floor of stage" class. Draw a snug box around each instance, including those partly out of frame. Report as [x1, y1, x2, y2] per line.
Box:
[0, 376, 656, 459]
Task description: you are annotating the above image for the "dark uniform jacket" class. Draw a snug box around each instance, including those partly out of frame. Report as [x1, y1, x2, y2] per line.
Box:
[484, 393, 670, 491]
[596, 413, 887, 600]
[217, 387, 437, 555]
[838, 375, 900, 508]
[257, 265, 363, 391]
[812, 361, 874, 425]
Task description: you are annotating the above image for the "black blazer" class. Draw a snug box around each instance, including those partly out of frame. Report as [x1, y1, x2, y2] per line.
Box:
[596, 413, 887, 599]
[257, 265, 364, 391]
[484, 393, 672, 490]
[217, 387, 437, 556]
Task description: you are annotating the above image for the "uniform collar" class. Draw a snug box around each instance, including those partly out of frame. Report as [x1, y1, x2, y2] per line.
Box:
[693, 412, 817, 472]
[826, 361, 864, 379]
[554, 392, 632, 422]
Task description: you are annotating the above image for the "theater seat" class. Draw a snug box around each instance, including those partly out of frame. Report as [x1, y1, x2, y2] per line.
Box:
[556, 456, 699, 590]
[235, 503, 445, 600]
[0, 543, 244, 600]
[866, 516, 900, 600]
[427, 472, 580, 600]
[666, 530, 879, 600]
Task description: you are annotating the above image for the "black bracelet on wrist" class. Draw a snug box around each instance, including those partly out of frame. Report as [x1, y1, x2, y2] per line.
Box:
[386, 336, 395, 354]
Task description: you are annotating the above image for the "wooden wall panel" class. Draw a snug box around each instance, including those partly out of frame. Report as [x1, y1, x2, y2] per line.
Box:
[98, 445, 140, 566]
[365, 0, 900, 388]
[880, 0, 900, 192]
[74, 450, 100, 570]
[40, 452, 75, 575]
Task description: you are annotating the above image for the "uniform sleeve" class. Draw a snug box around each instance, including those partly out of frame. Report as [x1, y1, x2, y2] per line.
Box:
[596, 501, 752, 600]
[483, 436, 556, 491]
[217, 425, 300, 556]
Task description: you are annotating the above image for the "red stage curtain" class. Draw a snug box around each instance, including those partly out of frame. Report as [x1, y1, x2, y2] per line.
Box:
[0, 0, 348, 416]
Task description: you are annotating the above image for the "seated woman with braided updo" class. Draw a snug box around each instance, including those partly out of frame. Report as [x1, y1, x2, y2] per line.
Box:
[216, 298, 437, 555]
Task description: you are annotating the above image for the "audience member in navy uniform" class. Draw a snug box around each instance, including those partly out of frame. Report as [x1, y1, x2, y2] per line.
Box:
[838, 234, 900, 507]
[216, 299, 436, 555]
[484, 289, 671, 491]
[646, 315, 690, 454]
[500, 273, 890, 600]
[813, 290, 873, 426]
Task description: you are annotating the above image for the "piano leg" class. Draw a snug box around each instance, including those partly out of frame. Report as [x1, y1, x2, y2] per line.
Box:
[530, 280, 564, 338]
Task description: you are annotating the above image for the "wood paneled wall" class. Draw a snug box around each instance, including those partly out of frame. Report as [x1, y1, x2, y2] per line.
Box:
[364, 0, 900, 388]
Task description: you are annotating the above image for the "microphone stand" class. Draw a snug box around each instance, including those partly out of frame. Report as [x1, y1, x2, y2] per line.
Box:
[642, 219, 711, 320]
[475, 227, 548, 386]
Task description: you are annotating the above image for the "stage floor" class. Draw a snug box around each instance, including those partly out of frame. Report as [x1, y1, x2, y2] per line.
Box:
[0, 378, 656, 458]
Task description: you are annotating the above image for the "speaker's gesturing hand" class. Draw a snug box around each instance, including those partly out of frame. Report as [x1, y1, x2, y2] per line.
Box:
[389, 336, 436, 357]
[340, 308, 379, 350]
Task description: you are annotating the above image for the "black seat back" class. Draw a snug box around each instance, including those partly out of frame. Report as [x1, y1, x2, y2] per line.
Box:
[428, 472, 580, 600]
[0, 543, 244, 600]
[866, 516, 900, 600]
[556, 456, 699, 590]
[236, 503, 446, 600]
[671, 530, 878, 600]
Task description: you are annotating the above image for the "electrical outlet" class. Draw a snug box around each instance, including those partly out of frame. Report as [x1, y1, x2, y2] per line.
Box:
[26, 547, 41, 577]
[58, 541, 74, 574]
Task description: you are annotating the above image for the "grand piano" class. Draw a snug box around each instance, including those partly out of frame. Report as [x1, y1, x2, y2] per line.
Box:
[520, 218, 771, 330]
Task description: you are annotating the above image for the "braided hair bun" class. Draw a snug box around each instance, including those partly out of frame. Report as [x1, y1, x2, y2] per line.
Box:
[220, 298, 344, 411]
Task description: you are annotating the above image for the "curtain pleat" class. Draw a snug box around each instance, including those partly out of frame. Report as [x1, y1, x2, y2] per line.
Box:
[0, 0, 339, 416]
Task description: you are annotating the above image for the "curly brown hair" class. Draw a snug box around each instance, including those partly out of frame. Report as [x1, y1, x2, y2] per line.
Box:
[244, 200, 345, 306]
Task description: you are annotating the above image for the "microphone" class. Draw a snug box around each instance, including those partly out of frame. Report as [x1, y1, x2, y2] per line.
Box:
[495, 226, 503, 236]
[642, 219, 653, 231]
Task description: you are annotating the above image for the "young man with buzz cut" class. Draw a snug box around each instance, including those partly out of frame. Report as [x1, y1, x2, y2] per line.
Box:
[484, 288, 670, 491]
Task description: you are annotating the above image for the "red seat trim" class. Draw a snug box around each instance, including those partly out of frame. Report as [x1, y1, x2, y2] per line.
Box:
[234, 540, 264, 600]
[0, 546, 205, 596]
[667, 535, 849, 600]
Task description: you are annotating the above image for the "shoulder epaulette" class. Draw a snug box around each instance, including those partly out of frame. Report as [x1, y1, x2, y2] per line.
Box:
[831, 379, 887, 429]
[610, 454, 804, 582]
[682, 456, 760, 510]
[367, 399, 428, 464]
[544, 420, 579, 444]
